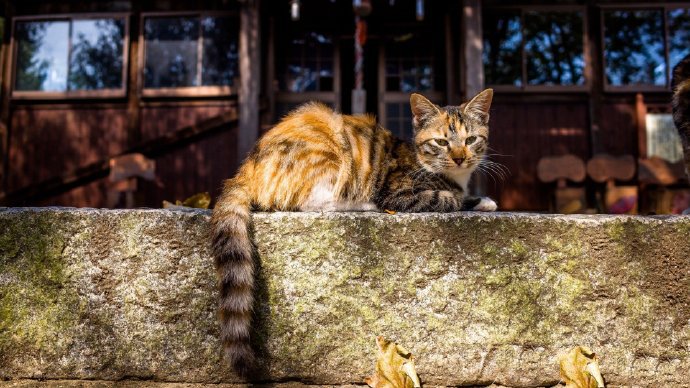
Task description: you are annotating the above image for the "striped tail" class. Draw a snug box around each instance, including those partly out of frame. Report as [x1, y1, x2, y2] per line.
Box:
[210, 176, 256, 375]
[672, 54, 690, 179]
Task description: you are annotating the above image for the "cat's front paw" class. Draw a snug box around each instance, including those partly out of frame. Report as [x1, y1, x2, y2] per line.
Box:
[472, 197, 497, 212]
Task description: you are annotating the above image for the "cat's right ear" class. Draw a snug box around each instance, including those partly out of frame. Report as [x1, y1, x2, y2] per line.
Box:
[463, 88, 493, 124]
[410, 93, 440, 128]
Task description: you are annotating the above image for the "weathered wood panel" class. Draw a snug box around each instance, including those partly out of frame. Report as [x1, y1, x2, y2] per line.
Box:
[139, 126, 239, 208]
[9, 104, 239, 208]
[36, 126, 239, 209]
[140, 105, 233, 141]
[8, 107, 129, 192]
[598, 102, 638, 157]
[36, 177, 111, 208]
[487, 102, 590, 211]
[138, 104, 240, 207]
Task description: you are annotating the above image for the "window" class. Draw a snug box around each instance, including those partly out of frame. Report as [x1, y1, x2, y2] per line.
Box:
[274, 30, 340, 120]
[483, 7, 586, 90]
[12, 15, 127, 97]
[141, 13, 238, 96]
[603, 6, 690, 90]
[380, 30, 444, 139]
[277, 32, 334, 93]
[384, 32, 439, 93]
[646, 113, 683, 162]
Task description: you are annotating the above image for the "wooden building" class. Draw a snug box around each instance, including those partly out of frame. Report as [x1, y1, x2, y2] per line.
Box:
[0, 0, 688, 211]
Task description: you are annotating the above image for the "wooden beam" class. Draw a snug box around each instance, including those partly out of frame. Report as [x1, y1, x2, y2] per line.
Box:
[462, 0, 483, 100]
[238, 0, 261, 162]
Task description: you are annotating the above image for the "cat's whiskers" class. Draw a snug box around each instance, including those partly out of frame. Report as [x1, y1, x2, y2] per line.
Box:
[478, 160, 509, 182]
[475, 164, 498, 186]
[475, 157, 509, 184]
[484, 160, 510, 178]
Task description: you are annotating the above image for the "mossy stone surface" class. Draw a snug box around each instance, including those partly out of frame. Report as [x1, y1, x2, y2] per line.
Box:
[0, 208, 688, 387]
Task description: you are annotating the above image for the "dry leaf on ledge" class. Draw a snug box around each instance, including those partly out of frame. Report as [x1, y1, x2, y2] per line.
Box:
[365, 336, 421, 388]
[163, 192, 211, 209]
[558, 346, 605, 388]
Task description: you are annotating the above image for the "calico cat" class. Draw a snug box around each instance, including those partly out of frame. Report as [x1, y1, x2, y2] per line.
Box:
[211, 89, 496, 374]
[672, 53, 690, 184]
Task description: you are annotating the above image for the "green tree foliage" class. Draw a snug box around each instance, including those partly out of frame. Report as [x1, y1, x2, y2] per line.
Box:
[68, 19, 125, 90]
[15, 22, 50, 91]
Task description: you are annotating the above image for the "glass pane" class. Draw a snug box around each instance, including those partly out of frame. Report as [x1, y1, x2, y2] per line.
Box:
[15, 20, 69, 91]
[386, 118, 400, 136]
[668, 8, 690, 70]
[69, 18, 125, 90]
[278, 32, 334, 92]
[524, 11, 585, 85]
[483, 11, 522, 86]
[603, 10, 665, 86]
[385, 32, 435, 92]
[386, 102, 400, 118]
[144, 17, 199, 88]
[646, 113, 684, 163]
[201, 16, 239, 87]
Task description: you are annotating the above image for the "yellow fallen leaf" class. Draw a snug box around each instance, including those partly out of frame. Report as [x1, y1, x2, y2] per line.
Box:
[558, 346, 605, 388]
[365, 336, 420, 388]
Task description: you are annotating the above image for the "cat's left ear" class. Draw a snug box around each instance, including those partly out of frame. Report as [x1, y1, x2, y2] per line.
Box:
[463, 88, 493, 124]
[410, 93, 441, 128]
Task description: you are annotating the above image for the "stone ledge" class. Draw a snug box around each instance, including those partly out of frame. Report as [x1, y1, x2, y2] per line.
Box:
[0, 208, 688, 387]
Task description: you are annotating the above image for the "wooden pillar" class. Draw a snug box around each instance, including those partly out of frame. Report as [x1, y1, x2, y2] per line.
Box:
[636, 93, 647, 158]
[0, 0, 15, 196]
[238, 0, 261, 162]
[462, 0, 483, 100]
[127, 9, 142, 148]
[263, 16, 275, 127]
[587, 1, 604, 156]
[462, 0, 486, 196]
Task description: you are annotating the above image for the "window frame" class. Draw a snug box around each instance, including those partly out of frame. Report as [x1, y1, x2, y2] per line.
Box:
[10, 13, 130, 100]
[482, 5, 590, 93]
[600, 3, 690, 93]
[138, 11, 239, 98]
[378, 43, 444, 139]
[272, 29, 341, 122]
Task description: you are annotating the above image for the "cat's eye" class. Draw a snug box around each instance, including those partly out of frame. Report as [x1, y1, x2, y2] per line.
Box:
[435, 139, 449, 147]
[465, 136, 477, 145]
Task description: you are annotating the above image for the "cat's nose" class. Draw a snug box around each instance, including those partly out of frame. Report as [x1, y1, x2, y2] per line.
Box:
[453, 158, 464, 165]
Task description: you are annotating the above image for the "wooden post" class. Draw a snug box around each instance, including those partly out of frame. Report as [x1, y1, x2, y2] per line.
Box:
[587, 1, 604, 156]
[462, 0, 486, 195]
[263, 16, 274, 127]
[462, 0, 483, 100]
[444, 14, 458, 105]
[0, 1, 15, 196]
[238, 0, 261, 162]
[127, 10, 142, 148]
[636, 92, 647, 158]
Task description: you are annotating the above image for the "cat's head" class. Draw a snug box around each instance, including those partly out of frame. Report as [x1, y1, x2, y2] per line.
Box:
[409, 89, 493, 174]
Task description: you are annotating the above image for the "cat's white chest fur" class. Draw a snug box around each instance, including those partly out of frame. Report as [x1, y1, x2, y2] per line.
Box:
[443, 166, 477, 192]
[444, 166, 498, 211]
